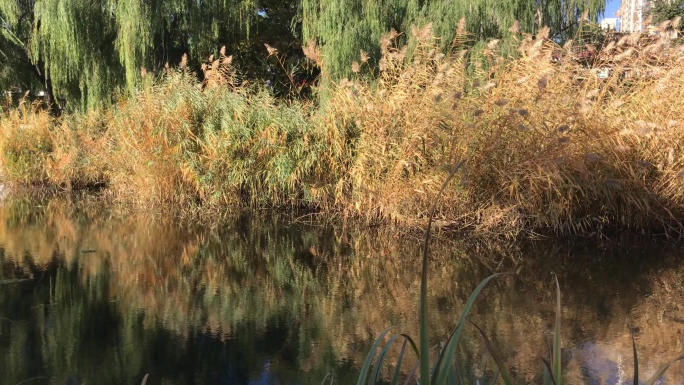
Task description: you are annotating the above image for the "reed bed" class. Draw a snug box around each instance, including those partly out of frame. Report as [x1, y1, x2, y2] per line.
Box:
[356, 168, 684, 385]
[1, 23, 684, 236]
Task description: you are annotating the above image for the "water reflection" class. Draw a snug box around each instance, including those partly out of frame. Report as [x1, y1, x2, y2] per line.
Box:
[0, 195, 683, 384]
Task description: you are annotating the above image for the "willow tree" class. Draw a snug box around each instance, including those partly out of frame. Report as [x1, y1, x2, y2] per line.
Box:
[0, 0, 257, 111]
[299, 0, 606, 79]
[648, 0, 684, 24]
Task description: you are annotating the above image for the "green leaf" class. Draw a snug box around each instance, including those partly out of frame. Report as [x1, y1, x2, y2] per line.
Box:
[357, 326, 394, 385]
[420, 160, 465, 385]
[432, 342, 445, 379]
[491, 369, 500, 385]
[321, 370, 334, 385]
[453, 352, 463, 385]
[643, 354, 684, 385]
[370, 334, 400, 384]
[540, 357, 557, 385]
[399, 333, 420, 357]
[631, 331, 639, 385]
[391, 339, 409, 385]
[552, 275, 562, 385]
[432, 273, 508, 385]
[447, 363, 457, 385]
[476, 359, 488, 385]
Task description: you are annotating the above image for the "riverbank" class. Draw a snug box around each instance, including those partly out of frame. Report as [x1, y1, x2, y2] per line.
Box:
[1, 28, 683, 237]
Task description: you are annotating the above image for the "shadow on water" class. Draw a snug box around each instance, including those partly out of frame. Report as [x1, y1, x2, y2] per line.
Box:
[0, 194, 683, 384]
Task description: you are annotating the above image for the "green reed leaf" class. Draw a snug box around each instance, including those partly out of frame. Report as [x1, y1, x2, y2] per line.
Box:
[632, 331, 639, 385]
[553, 274, 562, 385]
[391, 339, 409, 385]
[399, 334, 419, 358]
[370, 334, 400, 384]
[357, 326, 394, 385]
[491, 368, 501, 385]
[432, 273, 507, 385]
[540, 357, 557, 385]
[643, 354, 684, 385]
[421, 159, 465, 385]
[448, 362, 457, 385]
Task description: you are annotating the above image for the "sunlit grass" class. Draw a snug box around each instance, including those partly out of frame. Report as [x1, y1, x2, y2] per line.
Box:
[1, 22, 684, 236]
[356, 165, 684, 385]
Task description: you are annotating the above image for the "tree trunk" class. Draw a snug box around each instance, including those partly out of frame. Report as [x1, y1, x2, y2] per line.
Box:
[30, 62, 62, 116]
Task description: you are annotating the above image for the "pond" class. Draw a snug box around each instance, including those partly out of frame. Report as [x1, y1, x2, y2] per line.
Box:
[0, 195, 683, 385]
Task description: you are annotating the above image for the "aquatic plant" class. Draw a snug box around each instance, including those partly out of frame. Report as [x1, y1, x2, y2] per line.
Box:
[355, 165, 684, 385]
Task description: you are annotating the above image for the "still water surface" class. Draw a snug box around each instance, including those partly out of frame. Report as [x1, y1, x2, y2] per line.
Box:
[1, 195, 684, 385]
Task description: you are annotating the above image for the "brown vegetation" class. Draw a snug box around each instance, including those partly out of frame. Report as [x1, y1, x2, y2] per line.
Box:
[1, 23, 684, 236]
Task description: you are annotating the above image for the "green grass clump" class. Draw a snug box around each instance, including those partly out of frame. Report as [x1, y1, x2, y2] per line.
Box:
[95, 53, 351, 211]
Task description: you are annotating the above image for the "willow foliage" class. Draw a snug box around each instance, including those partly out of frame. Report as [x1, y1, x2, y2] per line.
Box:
[1, 0, 608, 110]
[300, 0, 605, 79]
[298, 0, 411, 79]
[1, 0, 257, 110]
[648, 0, 684, 24]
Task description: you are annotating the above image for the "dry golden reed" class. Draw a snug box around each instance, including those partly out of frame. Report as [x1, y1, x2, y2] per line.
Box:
[1, 23, 684, 236]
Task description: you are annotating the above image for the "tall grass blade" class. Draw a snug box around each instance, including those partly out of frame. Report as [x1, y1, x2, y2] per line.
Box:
[420, 159, 465, 385]
[321, 370, 333, 385]
[631, 331, 639, 385]
[492, 369, 500, 385]
[433, 273, 506, 385]
[643, 355, 684, 385]
[370, 334, 400, 384]
[631, 328, 684, 385]
[470, 321, 515, 385]
[432, 342, 445, 379]
[552, 275, 562, 385]
[540, 357, 557, 385]
[0, 279, 32, 284]
[448, 363, 457, 385]
[453, 353, 462, 385]
[357, 326, 394, 385]
[399, 333, 419, 357]
[391, 339, 409, 385]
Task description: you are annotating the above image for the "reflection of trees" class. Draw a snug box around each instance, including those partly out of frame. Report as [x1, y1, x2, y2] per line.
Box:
[0, 195, 683, 384]
[0, 262, 148, 385]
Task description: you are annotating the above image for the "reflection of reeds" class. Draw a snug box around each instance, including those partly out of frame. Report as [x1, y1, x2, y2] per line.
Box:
[1, 196, 684, 383]
[358, 170, 684, 385]
[1, 25, 684, 235]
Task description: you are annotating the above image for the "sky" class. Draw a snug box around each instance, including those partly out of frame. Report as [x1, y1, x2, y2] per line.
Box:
[603, 0, 621, 18]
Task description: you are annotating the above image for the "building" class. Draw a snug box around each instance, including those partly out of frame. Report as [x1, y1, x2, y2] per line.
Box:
[617, 0, 680, 37]
[618, 0, 650, 32]
[600, 18, 619, 31]
[617, 0, 652, 32]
